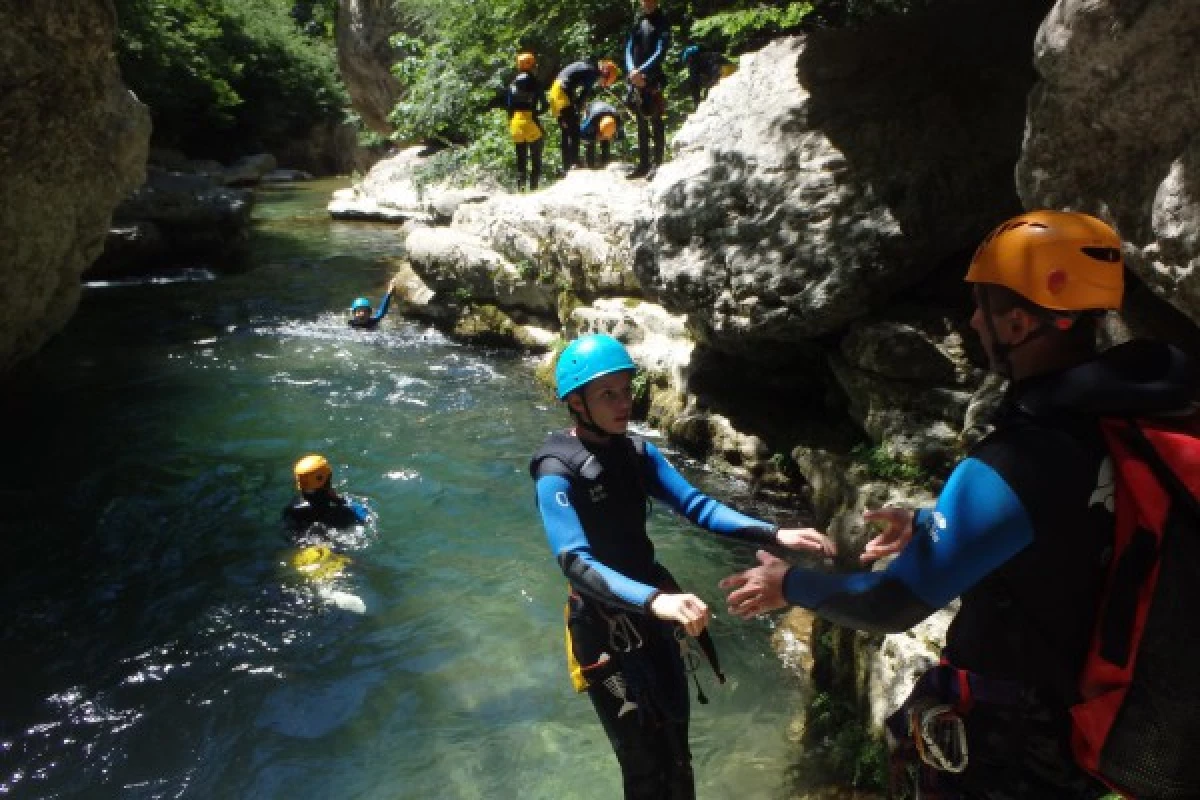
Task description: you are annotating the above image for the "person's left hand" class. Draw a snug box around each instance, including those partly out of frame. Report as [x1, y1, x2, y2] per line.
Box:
[630, 70, 646, 88]
[719, 550, 790, 619]
[775, 527, 836, 557]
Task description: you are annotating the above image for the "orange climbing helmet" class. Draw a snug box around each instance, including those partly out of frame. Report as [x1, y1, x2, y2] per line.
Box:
[597, 59, 620, 88]
[597, 116, 618, 142]
[517, 52, 536, 72]
[294, 454, 333, 493]
[965, 210, 1124, 311]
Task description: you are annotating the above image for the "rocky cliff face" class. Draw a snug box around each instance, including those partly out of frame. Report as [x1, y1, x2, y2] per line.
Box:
[336, 0, 403, 136]
[1018, 0, 1200, 336]
[0, 0, 150, 371]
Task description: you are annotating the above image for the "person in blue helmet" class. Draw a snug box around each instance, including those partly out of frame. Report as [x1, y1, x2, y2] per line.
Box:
[348, 280, 396, 329]
[530, 333, 835, 799]
[680, 45, 734, 111]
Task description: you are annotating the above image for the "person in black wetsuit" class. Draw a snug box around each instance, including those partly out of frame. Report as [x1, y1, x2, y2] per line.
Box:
[720, 211, 1197, 799]
[506, 52, 548, 191]
[531, 333, 834, 799]
[579, 101, 623, 169]
[549, 59, 619, 173]
[624, 0, 670, 180]
[283, 454, 368, 545]
[348, 281, 395, 329]
[679, 45, 734, 110]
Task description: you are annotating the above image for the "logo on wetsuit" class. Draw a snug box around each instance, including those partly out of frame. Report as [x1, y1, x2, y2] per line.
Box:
[588, 485, 608, 504]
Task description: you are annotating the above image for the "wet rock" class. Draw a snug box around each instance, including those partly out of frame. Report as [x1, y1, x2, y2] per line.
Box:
[0, 0, 150, 370]
[335, 0, 403, 135]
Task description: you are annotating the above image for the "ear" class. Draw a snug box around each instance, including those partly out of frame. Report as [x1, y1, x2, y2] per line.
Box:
[1008, 308, 1043, 343]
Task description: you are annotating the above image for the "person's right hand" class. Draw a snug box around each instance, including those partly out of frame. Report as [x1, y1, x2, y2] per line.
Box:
[630, 70, 646, 88]
[860, 506, 915, 564]
[650, 592, 710, 637]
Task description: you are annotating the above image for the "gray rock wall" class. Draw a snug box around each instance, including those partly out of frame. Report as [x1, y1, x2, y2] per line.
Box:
[336, 0, 403, 136]
[0, 0, 150, 371]
[1018, 0, 1200, 329]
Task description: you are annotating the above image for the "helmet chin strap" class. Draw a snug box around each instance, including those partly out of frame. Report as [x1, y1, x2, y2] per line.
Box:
[977, 287, 1068, 378]
[570, 395, 614, 440]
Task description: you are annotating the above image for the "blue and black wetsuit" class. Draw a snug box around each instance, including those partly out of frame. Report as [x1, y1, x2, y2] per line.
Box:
[531, 430, 776, 799]
[347, 289, 393, 329]
[579, 102, 623, 169]
[282, 491, 368, 546]
[506, 71, 547, 190]
[624, 7, 670, 173]
[783, 340, 1195, 799]
[555, 61, 603, 172]
[683, 51, 732, 110]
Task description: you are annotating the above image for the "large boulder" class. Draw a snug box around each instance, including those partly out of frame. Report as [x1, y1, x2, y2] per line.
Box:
[328, 146, 490, 223]
[0, 0, 150, 370]
[1017, 0, 1200, 327]
[88, 168, 254, 278]
[633, 2, 1047, 355]
[335, 0, 403, 136]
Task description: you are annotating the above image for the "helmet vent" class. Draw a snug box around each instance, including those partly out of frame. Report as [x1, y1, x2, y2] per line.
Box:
[1081, 246, 1121, 263]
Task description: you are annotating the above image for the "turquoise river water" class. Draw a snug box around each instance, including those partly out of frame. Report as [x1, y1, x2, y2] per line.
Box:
[0, 180, 816, 799]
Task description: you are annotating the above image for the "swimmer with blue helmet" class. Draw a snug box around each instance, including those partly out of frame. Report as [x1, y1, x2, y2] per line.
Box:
[348, 280, 396, 329]
[529, 333, 834, 798]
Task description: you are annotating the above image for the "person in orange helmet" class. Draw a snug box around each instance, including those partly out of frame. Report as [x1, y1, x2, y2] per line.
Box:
[578, 100, 624, 169]
[721, 211, 1197, 799]
[505, 51, 548, 191]
[548, 58, 620, 173]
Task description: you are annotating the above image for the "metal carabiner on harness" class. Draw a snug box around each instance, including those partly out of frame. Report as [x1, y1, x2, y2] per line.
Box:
[911, 704, 968, 774]
[606, 612, 644, 653]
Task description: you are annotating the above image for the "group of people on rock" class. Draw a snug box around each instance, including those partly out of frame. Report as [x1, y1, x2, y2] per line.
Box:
[499, 0, 734, 191]
[284, 209, 1196, 799]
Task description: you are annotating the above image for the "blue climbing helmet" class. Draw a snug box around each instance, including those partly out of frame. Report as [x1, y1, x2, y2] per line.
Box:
[351, 297, 372, 311]
[680, 45, 699, 65]
[555, 333, 636, 400]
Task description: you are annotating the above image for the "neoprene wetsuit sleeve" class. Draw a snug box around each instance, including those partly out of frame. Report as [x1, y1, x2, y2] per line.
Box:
[781, 457, 1036, 634]
[371, 290, 392, 323]
[642, 442, 778, 547]
[536, 474, 658, 613]
[639, 26, 669, 73]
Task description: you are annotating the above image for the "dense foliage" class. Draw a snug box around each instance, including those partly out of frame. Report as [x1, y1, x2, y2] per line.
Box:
[114, 0, 347, 160]
[387, 0, 947, 188]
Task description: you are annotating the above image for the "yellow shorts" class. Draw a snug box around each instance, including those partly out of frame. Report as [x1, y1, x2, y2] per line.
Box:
[548, 80, 571, 118]
[290, 545, 350, 582]
[509, 110, 543, 144]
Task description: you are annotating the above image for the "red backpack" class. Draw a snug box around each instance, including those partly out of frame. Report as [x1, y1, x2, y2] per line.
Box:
[1072, 414, 1200, 799]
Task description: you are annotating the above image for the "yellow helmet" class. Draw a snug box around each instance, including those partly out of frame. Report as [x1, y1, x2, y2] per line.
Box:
[598, 59, 620, 88]
[294, 454, 333, 493]
[517, 52, 536, 72]
[965, 210, 1124, 311]
[597, 115, 618, 142]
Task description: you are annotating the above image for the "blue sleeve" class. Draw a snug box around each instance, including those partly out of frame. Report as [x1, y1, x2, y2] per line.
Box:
[348, 499, 369, 524]
[372, 289, 392, 322]
[643, 442, 778, 546]
[625, 35, 636, 73]
[782, 457, 1036, 633]
[640, 29, 668, 72]
[536, 474, 657, 613]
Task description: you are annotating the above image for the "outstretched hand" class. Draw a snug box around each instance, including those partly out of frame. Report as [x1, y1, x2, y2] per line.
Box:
[718, 550, 790, 620]
[860, 506, 915, 564]
[775, 527, 837, 557]
[650, 592, 710, 637]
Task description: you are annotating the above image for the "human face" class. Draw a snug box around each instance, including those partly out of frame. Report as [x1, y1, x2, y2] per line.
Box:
[353, 307, 371, 320]
[571, 370, 635, 435]
[641, 0, 658, 12]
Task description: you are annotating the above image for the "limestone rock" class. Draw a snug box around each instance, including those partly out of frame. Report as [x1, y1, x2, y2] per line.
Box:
[335, 0, 403, 135]
[634, 2, 1045, 354]
[328, 147, 488, 223]
[1017, 0, 1200, 327]
[0, 0, 151, 370]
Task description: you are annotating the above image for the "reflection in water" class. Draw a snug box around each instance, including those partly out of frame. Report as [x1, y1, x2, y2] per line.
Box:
[0, 180, 806, 799]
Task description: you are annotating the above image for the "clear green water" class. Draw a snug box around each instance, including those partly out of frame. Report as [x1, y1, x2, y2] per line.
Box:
[0, 180, 810, 799]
